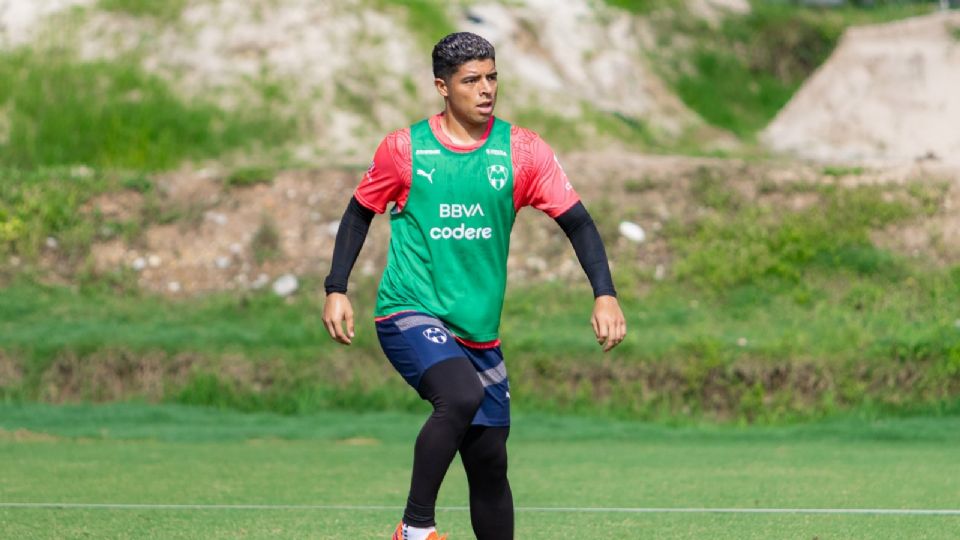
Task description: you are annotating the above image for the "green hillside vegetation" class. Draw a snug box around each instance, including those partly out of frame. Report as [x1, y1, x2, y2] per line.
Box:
[513, 106, 662, 154]
[0, 1, 939, 170]
[369, 0, 458, 53]
[0, 167, 190, 266]
[98, 0, 188, 20]
[0, 50, 297, 171]
[603, 0, 690, 15]
[0, 168, 142, 265]
[1, 1, 958, 424]
[648, 1, 937, 138]
[2, 165, 958, 423]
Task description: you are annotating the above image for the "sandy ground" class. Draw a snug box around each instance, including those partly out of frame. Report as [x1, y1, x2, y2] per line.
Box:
[0, 0, 93, 47]
[763, 12, 960, 165]
[8, 2, 958, 168]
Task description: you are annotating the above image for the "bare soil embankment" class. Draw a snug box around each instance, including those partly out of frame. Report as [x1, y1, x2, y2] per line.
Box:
[763, 12, 960, 165]
[78, 155, 960, 296]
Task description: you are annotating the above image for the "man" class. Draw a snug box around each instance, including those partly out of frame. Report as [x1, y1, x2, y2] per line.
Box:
[323, 32, 626, 540]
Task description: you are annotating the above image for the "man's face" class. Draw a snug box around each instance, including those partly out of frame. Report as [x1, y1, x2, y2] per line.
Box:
[435, 59, 498, 126]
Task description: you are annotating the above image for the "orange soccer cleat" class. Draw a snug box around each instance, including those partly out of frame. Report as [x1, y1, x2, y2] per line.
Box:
[391, 522, 447, 540]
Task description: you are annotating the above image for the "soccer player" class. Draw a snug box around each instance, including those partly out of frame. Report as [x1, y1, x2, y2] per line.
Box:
[323, 32, 626, 540]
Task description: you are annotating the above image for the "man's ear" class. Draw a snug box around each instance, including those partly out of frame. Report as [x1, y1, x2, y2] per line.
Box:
[434, 77, 448, 98]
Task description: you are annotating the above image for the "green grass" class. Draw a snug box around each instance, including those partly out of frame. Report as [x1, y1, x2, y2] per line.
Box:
[3, 171, 959, 421]
[98, 0, 188, 20]
[655, 2, 938, 138]
[823, 165, 867, 177]
[0, 50, 296, 170]
[0, 404, 958, 538]
[402, 0, 457, 51]
[4, 508, 954, 539]
[514, 105, 662, 153]
[0, 167, 193, 268]
[0, 168, 114, 260]
[370, 0, 457, 54]
[2, 261, 959, 422]
[671, 46, 797, 138]
[603, 0, 685, 15]
[0, 278, 343, 360]
[225, 166, 276, 188]
[512, 109, 583, 152]
[670, 182, 918, 289]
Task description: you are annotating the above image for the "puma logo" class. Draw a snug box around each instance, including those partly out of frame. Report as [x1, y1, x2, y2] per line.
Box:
[417, 168, 435, 184]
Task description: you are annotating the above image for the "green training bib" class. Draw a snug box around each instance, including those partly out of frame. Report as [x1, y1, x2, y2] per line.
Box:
[375, 118, 516, 342]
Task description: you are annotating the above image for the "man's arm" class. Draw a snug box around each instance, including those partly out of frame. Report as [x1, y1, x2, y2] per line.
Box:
[510, 128, 625, 351]
[322, 128, 410, 345]
[554, 202, 615, 297]
[554, 201, 627, 352]
[322, 196, 375, 345]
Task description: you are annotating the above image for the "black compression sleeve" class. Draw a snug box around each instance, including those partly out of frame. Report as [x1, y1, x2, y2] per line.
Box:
[554, 202, 617, 298]
[323, 196, 375, 294]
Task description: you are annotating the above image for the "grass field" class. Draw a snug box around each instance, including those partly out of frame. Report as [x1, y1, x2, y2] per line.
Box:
[1, 404, 958, 539]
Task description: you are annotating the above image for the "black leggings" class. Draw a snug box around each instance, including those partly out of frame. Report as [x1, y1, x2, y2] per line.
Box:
[404, 357, 514, 540]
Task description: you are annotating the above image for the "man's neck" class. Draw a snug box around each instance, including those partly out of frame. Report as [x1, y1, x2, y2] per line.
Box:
[440, 109, 489, 146]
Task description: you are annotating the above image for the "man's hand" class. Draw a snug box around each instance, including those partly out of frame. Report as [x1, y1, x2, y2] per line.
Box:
[323, 292, 355, 345]
[592, 295, 626, 352]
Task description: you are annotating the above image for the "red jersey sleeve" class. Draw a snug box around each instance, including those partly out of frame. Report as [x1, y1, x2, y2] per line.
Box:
[353, 128, 412, 214]
[511, 126, 580, 218]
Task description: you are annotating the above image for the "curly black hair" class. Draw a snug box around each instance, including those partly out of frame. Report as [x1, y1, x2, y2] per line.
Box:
[432, 32, 495, 81]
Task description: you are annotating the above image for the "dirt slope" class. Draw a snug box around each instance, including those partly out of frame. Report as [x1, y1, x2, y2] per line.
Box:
[2, 0, 709, 163]
[762, 12, 960, 165]
[82, 157, 960, 296]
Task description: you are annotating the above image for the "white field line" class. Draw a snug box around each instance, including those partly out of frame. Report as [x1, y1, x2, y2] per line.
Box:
[0, 503, 959, 516]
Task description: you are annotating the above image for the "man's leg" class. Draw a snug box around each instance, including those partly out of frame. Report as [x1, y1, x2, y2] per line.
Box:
[460, 425, 513, 540]
[403, 357, 485, 527]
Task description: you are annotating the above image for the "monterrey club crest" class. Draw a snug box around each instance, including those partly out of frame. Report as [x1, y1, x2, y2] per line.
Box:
[487, 164, 508, 191]
[423, 327, 448, 344]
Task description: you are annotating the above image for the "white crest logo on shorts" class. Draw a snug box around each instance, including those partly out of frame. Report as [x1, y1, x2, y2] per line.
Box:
[423, 327, 448, 344]
[487, 164, 508, 191]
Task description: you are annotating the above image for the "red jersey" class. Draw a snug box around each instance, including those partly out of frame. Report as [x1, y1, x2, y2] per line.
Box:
[356, 113, 581, 348]
[354, 113, 580, 218]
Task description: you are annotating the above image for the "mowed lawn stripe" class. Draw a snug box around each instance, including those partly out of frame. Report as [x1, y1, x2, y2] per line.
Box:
[2, 502, 959, 515]
[1, 406, 959, 538]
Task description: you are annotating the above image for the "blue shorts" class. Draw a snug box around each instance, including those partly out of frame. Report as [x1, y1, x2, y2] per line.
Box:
[376, 311, 510, 427]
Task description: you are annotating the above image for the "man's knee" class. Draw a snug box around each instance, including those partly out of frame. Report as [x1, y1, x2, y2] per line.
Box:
[448, 379, 484, 418]
[485, 440, 509, 472]
[420, 358, 485, 420]
[463, 428, 509, 478]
